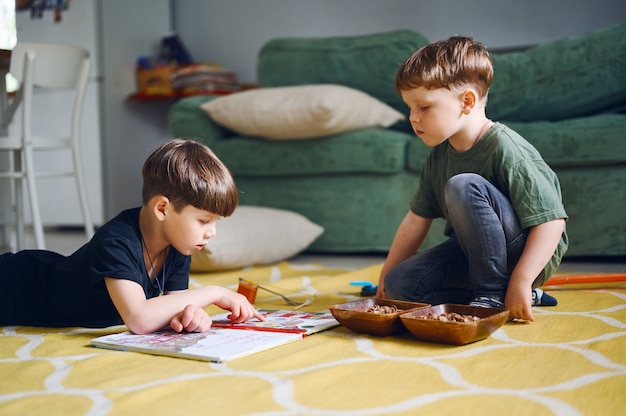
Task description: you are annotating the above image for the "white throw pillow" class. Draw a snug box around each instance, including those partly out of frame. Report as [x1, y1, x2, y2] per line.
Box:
[201, 84, 405, 140]
[190, 206, 324, 272]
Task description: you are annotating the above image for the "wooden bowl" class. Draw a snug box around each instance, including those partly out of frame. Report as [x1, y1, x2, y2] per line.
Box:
[329, 298, 429, 336]
[400, 304, 509, 345]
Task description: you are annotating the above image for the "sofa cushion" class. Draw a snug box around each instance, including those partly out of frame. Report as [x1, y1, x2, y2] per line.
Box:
[489, 21, 626, 122]
[201, 84, 404, 140]
[190, 206, 323, 272]
[257, 30, 429, 131]
[504, 114, 626, 168]
[168, 95, 232, 148]
[214, 128, 412, 176]
[406, 114, 626, 173]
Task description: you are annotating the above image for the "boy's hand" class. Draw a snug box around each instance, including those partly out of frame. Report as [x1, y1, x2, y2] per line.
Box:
[506, 219, 565, 322]
[504, 283, 534, 322]
[170, 304, 213, 333]
[375, 284, 387, 299]
[214, 288, 266, 323]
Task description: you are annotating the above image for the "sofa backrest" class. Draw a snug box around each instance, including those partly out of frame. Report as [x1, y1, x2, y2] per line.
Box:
[258, 22, 626, 127]
[257, 29, 429, 130]
[489, 20, 626, 122]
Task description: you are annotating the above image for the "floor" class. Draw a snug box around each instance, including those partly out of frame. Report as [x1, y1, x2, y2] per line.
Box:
[3, 227, 625, 273]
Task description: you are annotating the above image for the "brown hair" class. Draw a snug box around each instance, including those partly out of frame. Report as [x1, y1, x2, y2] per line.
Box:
[141, 139, 238, 216]
[395, 36, 493, 99]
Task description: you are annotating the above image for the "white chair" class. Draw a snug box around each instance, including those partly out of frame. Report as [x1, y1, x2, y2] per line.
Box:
[0, 42, 94, 250]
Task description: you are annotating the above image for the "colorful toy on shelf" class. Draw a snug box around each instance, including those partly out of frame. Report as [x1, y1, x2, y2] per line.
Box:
[134, 33, 241, 97]
[135, 56, 175, 95]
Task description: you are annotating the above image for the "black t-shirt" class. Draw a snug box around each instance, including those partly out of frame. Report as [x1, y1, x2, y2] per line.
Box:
[0, 208, 190, 328]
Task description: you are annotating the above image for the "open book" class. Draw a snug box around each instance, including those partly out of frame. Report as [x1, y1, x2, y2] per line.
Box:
[210, 309, 339, 335]
[90, 310, 339, 363]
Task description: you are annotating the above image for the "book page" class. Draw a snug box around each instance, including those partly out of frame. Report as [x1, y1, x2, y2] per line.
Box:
[211, 309, 339, 335]
[91, 327, 302, 362]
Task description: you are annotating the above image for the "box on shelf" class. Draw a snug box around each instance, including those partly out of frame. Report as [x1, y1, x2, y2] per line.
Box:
[135, 57, 175, 95]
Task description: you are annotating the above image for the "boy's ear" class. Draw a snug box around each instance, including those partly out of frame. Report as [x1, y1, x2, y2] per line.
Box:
[152, 195, 170, 221]
[461, 89, 478, 114]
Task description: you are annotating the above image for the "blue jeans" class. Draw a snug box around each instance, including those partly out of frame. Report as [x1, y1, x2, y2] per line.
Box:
[384, 173, 536, 304]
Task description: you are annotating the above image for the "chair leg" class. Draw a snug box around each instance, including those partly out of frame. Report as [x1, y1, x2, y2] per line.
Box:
[11, 149, 25, 250]
[23, 144, 45, 250]
[15, 177, 25, 250]
[71, 145, 94, 240]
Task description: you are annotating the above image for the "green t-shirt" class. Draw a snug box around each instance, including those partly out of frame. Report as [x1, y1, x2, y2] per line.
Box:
[410, 122, 568, 280]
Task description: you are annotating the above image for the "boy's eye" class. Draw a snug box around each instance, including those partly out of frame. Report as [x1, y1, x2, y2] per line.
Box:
[200, 216, 221, 225]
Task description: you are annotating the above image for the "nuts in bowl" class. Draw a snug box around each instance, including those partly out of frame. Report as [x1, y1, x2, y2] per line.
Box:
[400, 304, 509, 345]
[329, 298, 429, 336]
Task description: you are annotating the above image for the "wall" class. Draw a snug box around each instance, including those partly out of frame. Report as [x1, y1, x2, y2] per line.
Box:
[96, 0, 172, 219]
[11, 0, 104, 226]
[100, 1, 626, 219]
[174, 0, 626, 84]
[2, 0, 172, 236]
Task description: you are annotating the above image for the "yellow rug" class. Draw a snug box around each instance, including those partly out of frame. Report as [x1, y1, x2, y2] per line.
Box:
[1, 261, 625, 415]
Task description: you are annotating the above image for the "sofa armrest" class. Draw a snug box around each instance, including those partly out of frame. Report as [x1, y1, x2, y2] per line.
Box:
[168, 95, 232, 148]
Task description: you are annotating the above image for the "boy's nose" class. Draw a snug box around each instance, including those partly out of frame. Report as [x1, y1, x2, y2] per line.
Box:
[205, 224, 217, 238]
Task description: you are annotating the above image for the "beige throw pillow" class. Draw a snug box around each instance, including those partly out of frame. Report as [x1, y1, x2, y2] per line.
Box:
[201, 84, 405, 140]
[190, 206, 324, 272]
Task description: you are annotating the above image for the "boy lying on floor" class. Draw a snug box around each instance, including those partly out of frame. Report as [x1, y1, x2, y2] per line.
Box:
[0, 139, 264, 334]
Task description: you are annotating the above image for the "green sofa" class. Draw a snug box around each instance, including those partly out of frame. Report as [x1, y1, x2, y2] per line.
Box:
[168, 22, 626, 256]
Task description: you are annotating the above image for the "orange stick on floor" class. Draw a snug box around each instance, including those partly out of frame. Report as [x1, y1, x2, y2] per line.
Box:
[544, 273, 626, 287]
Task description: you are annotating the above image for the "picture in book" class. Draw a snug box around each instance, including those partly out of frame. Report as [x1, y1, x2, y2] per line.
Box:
[210, 309, 339, 335]
[90, 310, 339, 362]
